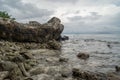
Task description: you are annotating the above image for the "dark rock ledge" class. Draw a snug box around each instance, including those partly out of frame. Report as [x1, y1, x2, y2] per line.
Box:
[0, 17, 64, 50]
[0, 17, 64, 43]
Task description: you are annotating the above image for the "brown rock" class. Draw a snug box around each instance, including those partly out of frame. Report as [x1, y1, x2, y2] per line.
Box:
[12, 55, 25, 63]
[72, 68, 81, 78]
[0, 71, 9, 80]
[23, 63, 32, 71]
[29, 67, 45, 75]
[24, 77, 34, 80]
[107, 72, 120, 80]
[77, 53, 89, 60]
[72, 68, 107, 80]
[8, 67, 23, 80]
[18, 63, 30, 77]
[59, 57, 68, 62]
[0, 17, 64, 43]
[0, 61, 18, 71]
[61, 35, 69, 41]
[20, 51, 34, 59]
[115, 66, 120, 72]
[47, 40, 61, 50]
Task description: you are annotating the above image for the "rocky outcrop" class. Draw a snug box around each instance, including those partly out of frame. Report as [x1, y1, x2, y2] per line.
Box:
[0, 17, 64, 43]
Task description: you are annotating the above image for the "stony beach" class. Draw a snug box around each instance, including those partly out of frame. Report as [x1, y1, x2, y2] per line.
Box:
[0, 38, 120, 80]
[0, 17, 120, 80]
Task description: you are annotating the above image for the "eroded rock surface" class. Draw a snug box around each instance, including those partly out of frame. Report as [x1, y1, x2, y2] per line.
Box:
[0, 40, 120, 80]
[0, 17, 64, 43]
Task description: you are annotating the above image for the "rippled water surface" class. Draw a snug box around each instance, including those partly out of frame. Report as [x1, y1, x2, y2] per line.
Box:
[61, 34, 120, 73]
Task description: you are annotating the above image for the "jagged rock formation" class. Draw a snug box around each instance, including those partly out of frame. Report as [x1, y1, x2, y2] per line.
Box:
[0, 17, 64, 43]
[0, 17, 65, 80]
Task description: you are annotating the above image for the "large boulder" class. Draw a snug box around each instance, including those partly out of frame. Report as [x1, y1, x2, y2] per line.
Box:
[0, 17, 64, 43]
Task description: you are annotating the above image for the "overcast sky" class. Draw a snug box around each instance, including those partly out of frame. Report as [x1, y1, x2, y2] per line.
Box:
[0, 0, 120, 33]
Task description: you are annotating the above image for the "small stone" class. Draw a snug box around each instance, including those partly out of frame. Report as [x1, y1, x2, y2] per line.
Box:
[72, 68, 80, 78]
[12, 55, 25, 63]
[46, 57, 59, 63]
[61, 71, 70, 78]
[24, 77, 34, 80]
[18, 63, 30, 77]
[25, 59, 37, 67]
[77, 53, 89, 60]
[20, 51, 34, 59]
[61, 36, 69, 41]
[29, 67, 45, 75]
[115, 66, 120, 72]
[24, 63, 32, 71]
[59, 57, 68, 62]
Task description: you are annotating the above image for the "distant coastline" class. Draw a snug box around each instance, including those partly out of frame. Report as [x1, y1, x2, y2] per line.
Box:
[63, 32, 120, 34]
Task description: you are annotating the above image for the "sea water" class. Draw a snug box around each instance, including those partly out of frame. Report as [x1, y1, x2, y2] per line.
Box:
[61, 34, 120, 73]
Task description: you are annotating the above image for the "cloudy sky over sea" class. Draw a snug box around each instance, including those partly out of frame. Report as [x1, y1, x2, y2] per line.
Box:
[0, 0, 120, 33]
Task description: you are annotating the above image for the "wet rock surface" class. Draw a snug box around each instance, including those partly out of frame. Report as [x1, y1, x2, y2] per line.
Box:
[0, 40, 120, 80]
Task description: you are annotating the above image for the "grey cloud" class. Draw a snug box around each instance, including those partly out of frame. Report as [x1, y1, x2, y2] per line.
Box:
[63, 22, 100, 34]
[92, 12, 120, 27]
[0, 0, 54, 22]
[68, 12, 101, 22]
[60, 10, 80, 18]
[110, 0, 120, 6]
[63, 12, 120, 34]
[45, 0, 78, 3]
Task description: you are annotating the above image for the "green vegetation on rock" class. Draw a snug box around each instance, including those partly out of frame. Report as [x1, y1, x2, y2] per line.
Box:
[0, 11, 15, 20]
